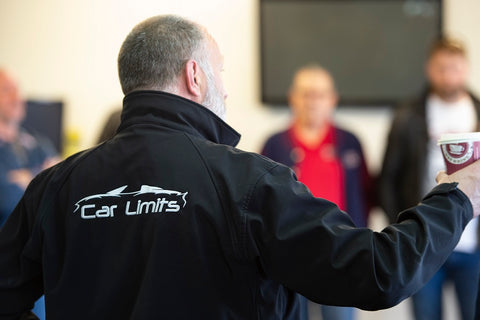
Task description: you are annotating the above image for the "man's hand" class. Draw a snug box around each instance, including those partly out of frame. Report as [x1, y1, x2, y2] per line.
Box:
[436, 160, 480, 218]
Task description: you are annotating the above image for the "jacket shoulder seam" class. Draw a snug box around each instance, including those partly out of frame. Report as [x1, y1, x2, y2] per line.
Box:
[182, 133, 245, 259]
[240, 162, 280, 259]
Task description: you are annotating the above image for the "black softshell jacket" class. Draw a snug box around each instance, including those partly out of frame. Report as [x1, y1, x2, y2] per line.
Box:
[0, 91, 473, 319]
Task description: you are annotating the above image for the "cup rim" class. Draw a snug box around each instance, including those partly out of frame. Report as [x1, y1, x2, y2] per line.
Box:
[437, 132, 480, 145]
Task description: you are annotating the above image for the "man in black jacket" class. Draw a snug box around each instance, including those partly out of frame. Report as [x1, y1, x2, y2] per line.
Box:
[379, 37, 480, 320]
[1, 15, 480, 320]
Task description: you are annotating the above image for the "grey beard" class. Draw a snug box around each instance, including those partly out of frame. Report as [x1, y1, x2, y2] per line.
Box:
[202, 84, 226, 120]
[198, 58, 226, 120]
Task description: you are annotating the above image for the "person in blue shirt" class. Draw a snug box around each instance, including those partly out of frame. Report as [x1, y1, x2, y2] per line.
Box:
[0, 68, 59, 320]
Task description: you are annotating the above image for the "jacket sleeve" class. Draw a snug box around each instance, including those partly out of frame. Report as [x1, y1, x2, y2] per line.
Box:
[0, 183, 44, 319]
[243, 165, 473, 311]
[260, 136, 280, 161]
[259, 133, 293, 167]
[342, 132, 373, 226]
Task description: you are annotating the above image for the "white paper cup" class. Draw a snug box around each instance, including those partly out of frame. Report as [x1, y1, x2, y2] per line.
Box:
[438, 132, 480, 174]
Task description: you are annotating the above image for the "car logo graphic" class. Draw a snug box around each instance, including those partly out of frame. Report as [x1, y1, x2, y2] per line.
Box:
[73, 185, 188, 219]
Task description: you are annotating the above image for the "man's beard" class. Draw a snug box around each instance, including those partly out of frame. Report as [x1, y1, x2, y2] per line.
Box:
[199, 62, 226, 120]
[432, 85, 467, 102]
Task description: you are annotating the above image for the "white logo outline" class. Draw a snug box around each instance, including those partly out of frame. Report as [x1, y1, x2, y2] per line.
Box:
[74, 185, 188, 214]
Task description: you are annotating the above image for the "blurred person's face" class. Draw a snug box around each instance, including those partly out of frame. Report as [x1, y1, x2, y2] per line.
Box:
[289, 70, 338, 129]
[200, 37, 227, 120]
[426, 51, 469, 101]
[0, 71, 25, 125]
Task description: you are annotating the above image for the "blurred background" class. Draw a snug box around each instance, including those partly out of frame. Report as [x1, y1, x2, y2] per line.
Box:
[1, 0, 479, 319]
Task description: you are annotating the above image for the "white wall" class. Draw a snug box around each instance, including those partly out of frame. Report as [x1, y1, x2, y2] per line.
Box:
[1, 0, 479, 319]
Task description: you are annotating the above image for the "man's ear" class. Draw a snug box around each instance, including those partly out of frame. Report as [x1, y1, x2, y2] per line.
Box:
[184, 59, 204, 101]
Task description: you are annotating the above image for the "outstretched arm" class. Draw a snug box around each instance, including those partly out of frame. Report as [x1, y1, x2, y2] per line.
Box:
[245, 161, 478, 310]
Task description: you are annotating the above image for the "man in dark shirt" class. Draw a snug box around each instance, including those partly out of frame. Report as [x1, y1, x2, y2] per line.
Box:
[379, 38, 480, 320]
[1, 15, 480, 320]
[0, 69, 59, 320]
[262, 65, 371, 320]
[0, 70, 58, 226]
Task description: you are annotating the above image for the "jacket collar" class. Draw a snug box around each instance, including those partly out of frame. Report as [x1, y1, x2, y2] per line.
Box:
[118, 90, 241, 147]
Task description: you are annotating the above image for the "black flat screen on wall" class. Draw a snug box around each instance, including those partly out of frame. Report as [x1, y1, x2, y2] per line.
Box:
[23, 100, 64, 153]
[260, 0, 442, 106]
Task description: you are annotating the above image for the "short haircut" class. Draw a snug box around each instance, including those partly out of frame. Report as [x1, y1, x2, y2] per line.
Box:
[289, 64, 335, 92]
[428, 37, 467, 59]
[118, 15, 207, 94]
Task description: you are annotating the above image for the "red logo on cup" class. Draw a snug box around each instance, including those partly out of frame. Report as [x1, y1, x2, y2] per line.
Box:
[441, 142, 473, 165]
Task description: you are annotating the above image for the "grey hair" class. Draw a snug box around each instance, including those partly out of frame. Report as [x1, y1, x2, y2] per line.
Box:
[118, 15, 208, 94]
